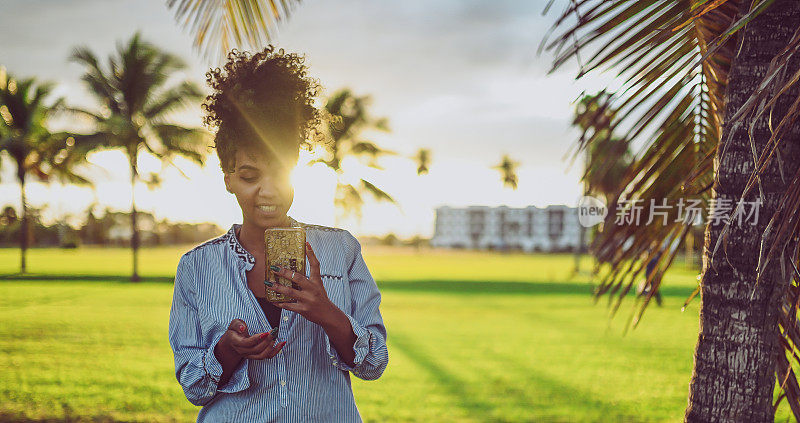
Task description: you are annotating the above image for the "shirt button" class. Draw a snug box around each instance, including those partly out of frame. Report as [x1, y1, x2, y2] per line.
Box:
[283, 316, 289, 322]
[280, 380, 286, 386]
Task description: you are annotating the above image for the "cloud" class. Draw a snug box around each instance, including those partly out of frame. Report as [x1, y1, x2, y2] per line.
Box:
[0, 0, 593, 236]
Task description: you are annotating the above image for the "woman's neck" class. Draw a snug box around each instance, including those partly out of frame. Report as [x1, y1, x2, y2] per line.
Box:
[237, 217, 291, 256]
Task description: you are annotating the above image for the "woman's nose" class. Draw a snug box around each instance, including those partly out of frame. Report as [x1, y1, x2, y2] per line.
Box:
[256, 174, 288, 197]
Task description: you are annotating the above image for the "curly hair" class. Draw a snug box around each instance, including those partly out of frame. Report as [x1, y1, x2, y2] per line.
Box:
[203, 46, 324, 174]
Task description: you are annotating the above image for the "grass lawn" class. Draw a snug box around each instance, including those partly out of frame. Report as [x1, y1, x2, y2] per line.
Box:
[0, 245, 792, 422]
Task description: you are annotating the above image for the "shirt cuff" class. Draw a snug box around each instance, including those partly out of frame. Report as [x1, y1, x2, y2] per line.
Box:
[324, 311, 371, 375]
[204, 331, 250, 394]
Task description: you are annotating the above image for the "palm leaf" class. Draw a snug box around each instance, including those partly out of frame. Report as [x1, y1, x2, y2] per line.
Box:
[166, 0, 302, 60]
[151, 123, 211, 165]
[144, 81, 204, 120]
[360, 178, 395, 203]
[547, 0, 800, 417]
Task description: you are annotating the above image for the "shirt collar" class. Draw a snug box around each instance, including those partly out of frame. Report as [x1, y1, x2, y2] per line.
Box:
[226, 216, 302, 267]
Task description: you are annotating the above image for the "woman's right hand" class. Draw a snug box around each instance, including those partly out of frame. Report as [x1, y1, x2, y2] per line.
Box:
[220, 319, 286, 360]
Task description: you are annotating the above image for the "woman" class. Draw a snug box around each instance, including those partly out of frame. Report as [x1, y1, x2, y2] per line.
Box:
[168, 46, 389, 422]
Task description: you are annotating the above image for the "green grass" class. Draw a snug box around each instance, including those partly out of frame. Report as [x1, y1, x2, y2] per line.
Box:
[0, 246, 790, 422]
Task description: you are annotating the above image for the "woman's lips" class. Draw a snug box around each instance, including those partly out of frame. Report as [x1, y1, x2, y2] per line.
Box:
[257, 204, 278, 213]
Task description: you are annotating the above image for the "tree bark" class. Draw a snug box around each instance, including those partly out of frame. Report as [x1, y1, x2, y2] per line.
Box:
[685, 1, 800, 421]
[18, 171, 27, 274]
[130, 156, 140, 283]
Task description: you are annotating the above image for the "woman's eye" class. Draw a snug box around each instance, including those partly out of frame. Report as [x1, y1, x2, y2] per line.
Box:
[241, 175, 257, 182]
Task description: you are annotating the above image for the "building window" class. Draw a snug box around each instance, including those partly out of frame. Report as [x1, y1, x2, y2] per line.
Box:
[468, 209, 485, 245]
[548, 209, 564, 239]
[527, 211, 535, 237]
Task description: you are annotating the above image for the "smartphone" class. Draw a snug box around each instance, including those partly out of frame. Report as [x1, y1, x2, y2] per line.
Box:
[264, 226, 306, 303]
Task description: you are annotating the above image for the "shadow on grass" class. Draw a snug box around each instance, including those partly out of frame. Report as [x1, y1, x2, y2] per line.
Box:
[0, 274, 698, 298]
[0, 411, 119, 422]
[0, 274, 174, 283]
[379, 280, 697, 298]
[389, 331, 645, 422]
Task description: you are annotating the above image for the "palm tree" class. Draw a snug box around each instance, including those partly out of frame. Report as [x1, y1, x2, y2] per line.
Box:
[493, 155, 519, 190]
[571, 91, 633, 273]
[0, 68, 92, 273]
[572, 91, 633, 205]
[70, 32, 210, 282]
[311, 88, 397, 224]
[546, 0, 800, 419]
[414, 148, 430, 176]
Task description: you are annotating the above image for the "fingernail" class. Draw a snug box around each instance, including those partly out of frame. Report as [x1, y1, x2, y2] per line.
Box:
[278, 341, 287, 349]
[260, 333, 269, 339]
[264, 280, 273, 287]
[270, 265, 280, 272]
[239, 324, 245, 332]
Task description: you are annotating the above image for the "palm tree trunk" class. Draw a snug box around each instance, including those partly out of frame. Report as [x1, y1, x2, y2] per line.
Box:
[18, 171, 27, 274]
[685, 1, 800, 421]
[130, 160, 140, 282]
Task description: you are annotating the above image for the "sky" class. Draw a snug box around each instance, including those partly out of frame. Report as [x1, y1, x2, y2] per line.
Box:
[0, 0, 622, 237]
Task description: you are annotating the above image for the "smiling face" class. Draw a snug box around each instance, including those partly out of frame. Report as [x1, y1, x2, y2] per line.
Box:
[223, 146, 295, 230]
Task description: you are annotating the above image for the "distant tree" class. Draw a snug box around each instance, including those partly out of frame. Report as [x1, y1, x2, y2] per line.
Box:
[572, 91, 633, 205]
[312, 88, 397, 224]
[414, 148, 430, 175]
[381, 233, 399, 246]
[0, 68, 91, 272]
[0, 206, 17, 226]
[69, 32, 210, 281]
[407, 234, 429, 250]
[493, 155, 519, 189]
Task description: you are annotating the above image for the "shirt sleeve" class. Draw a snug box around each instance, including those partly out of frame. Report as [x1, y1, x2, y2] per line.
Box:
[323, 231, 389, 380]
[168, 253, 250, 406]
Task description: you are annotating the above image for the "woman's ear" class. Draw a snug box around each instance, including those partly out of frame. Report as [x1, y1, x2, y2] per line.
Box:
[223, 173, 232, 193]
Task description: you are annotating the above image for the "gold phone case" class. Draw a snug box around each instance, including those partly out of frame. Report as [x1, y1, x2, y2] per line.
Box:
[264, 226, 306, 303]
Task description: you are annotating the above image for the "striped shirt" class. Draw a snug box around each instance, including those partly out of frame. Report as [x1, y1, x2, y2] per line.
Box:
[168, 216, 389, 422]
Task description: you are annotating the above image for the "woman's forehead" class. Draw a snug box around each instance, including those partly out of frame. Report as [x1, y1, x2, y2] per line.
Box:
[234, 147, 288, 171]
[236, 147, 268, 165]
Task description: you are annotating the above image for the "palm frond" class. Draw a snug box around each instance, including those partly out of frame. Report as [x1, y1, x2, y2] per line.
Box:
[545, 0, 736, 326]
[334, 183, 364, 221]
[144, 80, 204, 120]
[360, 178, 396, 204]
[548, 0, 800, 417]
[69, 47, 121, 114]
[166, 0, 302, 61]
[151, 123, 211, 165]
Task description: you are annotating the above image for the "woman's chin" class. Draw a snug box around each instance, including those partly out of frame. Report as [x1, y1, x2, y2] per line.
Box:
[258, 213, 290, 228]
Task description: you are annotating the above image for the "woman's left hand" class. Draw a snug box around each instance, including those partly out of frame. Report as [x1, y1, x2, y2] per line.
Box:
[268, 241, 339, 326]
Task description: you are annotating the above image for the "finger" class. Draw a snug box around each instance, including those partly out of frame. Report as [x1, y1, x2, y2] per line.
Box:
[268, 341, 288, 358]
[228, 319, 249, 337]
[264, 341, 287, 359]
[271, 265, 312, 290]
[275, 301, 302, 313]
[236, 332, 276, 354]
[266, 280, 300, 299]
[245, 341, 283, 360]
[238, 335, 276, 355]
[268, 270, 306, 296]
[306, 242, 322, 282]
[234, 332, 268, 348]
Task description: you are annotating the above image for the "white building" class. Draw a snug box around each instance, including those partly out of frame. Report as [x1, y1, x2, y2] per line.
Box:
[431, 205, 585, 252]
